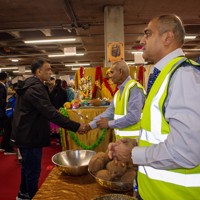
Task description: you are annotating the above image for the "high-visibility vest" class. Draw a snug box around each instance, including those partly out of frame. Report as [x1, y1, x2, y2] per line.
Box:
[139, 56, 200, 200]
[114, 79, 145, 140]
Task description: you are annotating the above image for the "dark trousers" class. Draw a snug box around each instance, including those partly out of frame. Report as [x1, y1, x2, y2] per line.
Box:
[19, 147, 42, 199]
[0, 117, 13, 151]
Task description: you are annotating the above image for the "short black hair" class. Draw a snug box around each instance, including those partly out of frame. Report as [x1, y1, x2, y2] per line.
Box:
[31, 57, 50, 74]
[0, 72, 8, 81]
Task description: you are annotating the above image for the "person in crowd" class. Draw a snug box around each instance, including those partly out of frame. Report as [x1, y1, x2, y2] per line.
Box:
[108, 14, 200, 200]
[0, 72, 9, 151]
[49, 79, 68, 144]
[66, 82, 75, 102]
[0, 72, 15, 154]
[12, 57, 87, 200]
[85, 60, 146, 140]
[61, 79, 67, 90]
[3, 83, 18, 155]
[50, 79, 68, 109]
[61, 79, 75, 102]
[44, 76, 55, 93]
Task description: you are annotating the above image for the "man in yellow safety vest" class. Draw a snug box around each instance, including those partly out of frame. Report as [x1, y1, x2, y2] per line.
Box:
[86, 60, 146, 140]
[108, 14, 200, 200]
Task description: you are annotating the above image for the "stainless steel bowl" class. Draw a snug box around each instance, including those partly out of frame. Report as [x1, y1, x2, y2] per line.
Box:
[89, 170, 133, 192]
[91, 194, 135, 200]
[52, 150, 96, 176]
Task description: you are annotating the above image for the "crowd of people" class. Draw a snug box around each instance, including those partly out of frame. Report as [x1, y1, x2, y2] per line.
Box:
[0, 13, 200, 200]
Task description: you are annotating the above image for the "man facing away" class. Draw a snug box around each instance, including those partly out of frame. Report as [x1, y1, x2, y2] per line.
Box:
[108, 14, 200, 200]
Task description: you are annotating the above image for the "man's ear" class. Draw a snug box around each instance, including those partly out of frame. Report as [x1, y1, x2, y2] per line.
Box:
[119, 68, 123, 75]
[162, 31, 174, 46]
[35, 68, 41, 76]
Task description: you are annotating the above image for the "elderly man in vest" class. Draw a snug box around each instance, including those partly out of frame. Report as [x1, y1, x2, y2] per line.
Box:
[108, 14, 200, 200]
[86, 60, 146, 140]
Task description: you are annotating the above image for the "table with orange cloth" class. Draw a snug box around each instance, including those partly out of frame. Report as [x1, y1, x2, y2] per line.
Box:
[61, 106, 115, 152]
[33, 167, 132, 200]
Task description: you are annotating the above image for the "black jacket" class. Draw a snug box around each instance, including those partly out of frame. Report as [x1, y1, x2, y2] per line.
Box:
[12, 76, 80, 148]
[0, 82, 7, 118]
[50, 86, 68, 109]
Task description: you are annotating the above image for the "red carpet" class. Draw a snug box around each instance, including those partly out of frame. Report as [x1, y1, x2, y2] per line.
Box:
[0, 139, 61, 200]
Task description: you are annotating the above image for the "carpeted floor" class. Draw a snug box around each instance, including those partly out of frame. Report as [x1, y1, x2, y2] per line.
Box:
[0, 138, 61, 200]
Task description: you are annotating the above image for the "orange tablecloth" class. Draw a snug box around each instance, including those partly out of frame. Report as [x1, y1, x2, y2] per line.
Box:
[33, 167, 132, 200]
[61, 106, 115, 152]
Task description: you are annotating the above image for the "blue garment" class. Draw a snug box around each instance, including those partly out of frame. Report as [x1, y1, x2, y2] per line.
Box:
[146, 67, 160, 95]
[19, 147, 42, 199]
[66, 87, 75, 102]
[5, 95, 16, 118]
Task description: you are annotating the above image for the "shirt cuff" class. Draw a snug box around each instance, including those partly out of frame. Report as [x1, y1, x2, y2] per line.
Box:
[89, 121, 97, 129]
[132, 146, 147, 165]
[108, 120, 115, 129]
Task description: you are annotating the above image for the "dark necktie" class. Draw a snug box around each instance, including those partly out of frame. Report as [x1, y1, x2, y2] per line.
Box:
[146, 67, 160, 95]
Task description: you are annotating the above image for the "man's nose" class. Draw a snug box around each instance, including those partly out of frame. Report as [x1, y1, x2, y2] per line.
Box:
[140, 36, 145, 46]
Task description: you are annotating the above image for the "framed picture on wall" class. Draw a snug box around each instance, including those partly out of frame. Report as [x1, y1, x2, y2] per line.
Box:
[107, 42, 124, 63]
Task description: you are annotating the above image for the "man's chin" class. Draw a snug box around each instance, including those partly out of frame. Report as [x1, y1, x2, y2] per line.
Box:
[142, 53, 152, 63]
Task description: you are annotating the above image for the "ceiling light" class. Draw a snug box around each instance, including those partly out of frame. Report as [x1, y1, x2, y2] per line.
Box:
[131, 51, 143, 54]
[183, 48, 200, 51]
[0, 67, 18, 70]
[184, 35, 196, 40]
[11, 59, 19, 62]
[24, 38, 76, 44]
[13, 70, 31, 73]
[65, 63, 90, 67]
[48, 53, 84, 58]
[48, 54, 66, 58]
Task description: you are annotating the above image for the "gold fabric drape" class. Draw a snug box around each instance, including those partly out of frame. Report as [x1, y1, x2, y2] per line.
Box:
[33, 167, 132, 200]
[61, 106, 115, 152]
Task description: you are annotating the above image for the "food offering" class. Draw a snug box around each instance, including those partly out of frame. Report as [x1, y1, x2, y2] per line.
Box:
[88, 151, 137, 191]
[88, 98, 110, 107]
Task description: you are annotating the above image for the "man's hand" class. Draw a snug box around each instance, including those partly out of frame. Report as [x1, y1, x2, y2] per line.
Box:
[77, 123, 87, 134]
[108, 140, 133, 164]
[96, 117, 109, 128]
[119, 138, 137, 149]
[77, 123, 92, 134]
[84, 123, 92, 132]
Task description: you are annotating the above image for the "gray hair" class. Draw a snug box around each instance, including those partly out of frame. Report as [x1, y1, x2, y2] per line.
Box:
[154, 14, 185, 46]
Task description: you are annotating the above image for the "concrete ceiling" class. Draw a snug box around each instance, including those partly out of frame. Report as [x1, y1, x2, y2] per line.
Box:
[0, 0, 200, 76]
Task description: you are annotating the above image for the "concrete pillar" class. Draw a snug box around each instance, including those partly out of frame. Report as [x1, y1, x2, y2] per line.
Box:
[104, 6, 124, 67]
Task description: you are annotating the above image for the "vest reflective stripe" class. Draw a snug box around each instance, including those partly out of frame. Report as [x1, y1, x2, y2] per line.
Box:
[150, 73, 170, 134]
[140, 74, 170, 143]
[114, 114, 140, 137]
[114, 80, 145, 139]
[115, 129, 140, 137]
[139, 166, 200, 187]
[140, 129, 167, 144]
